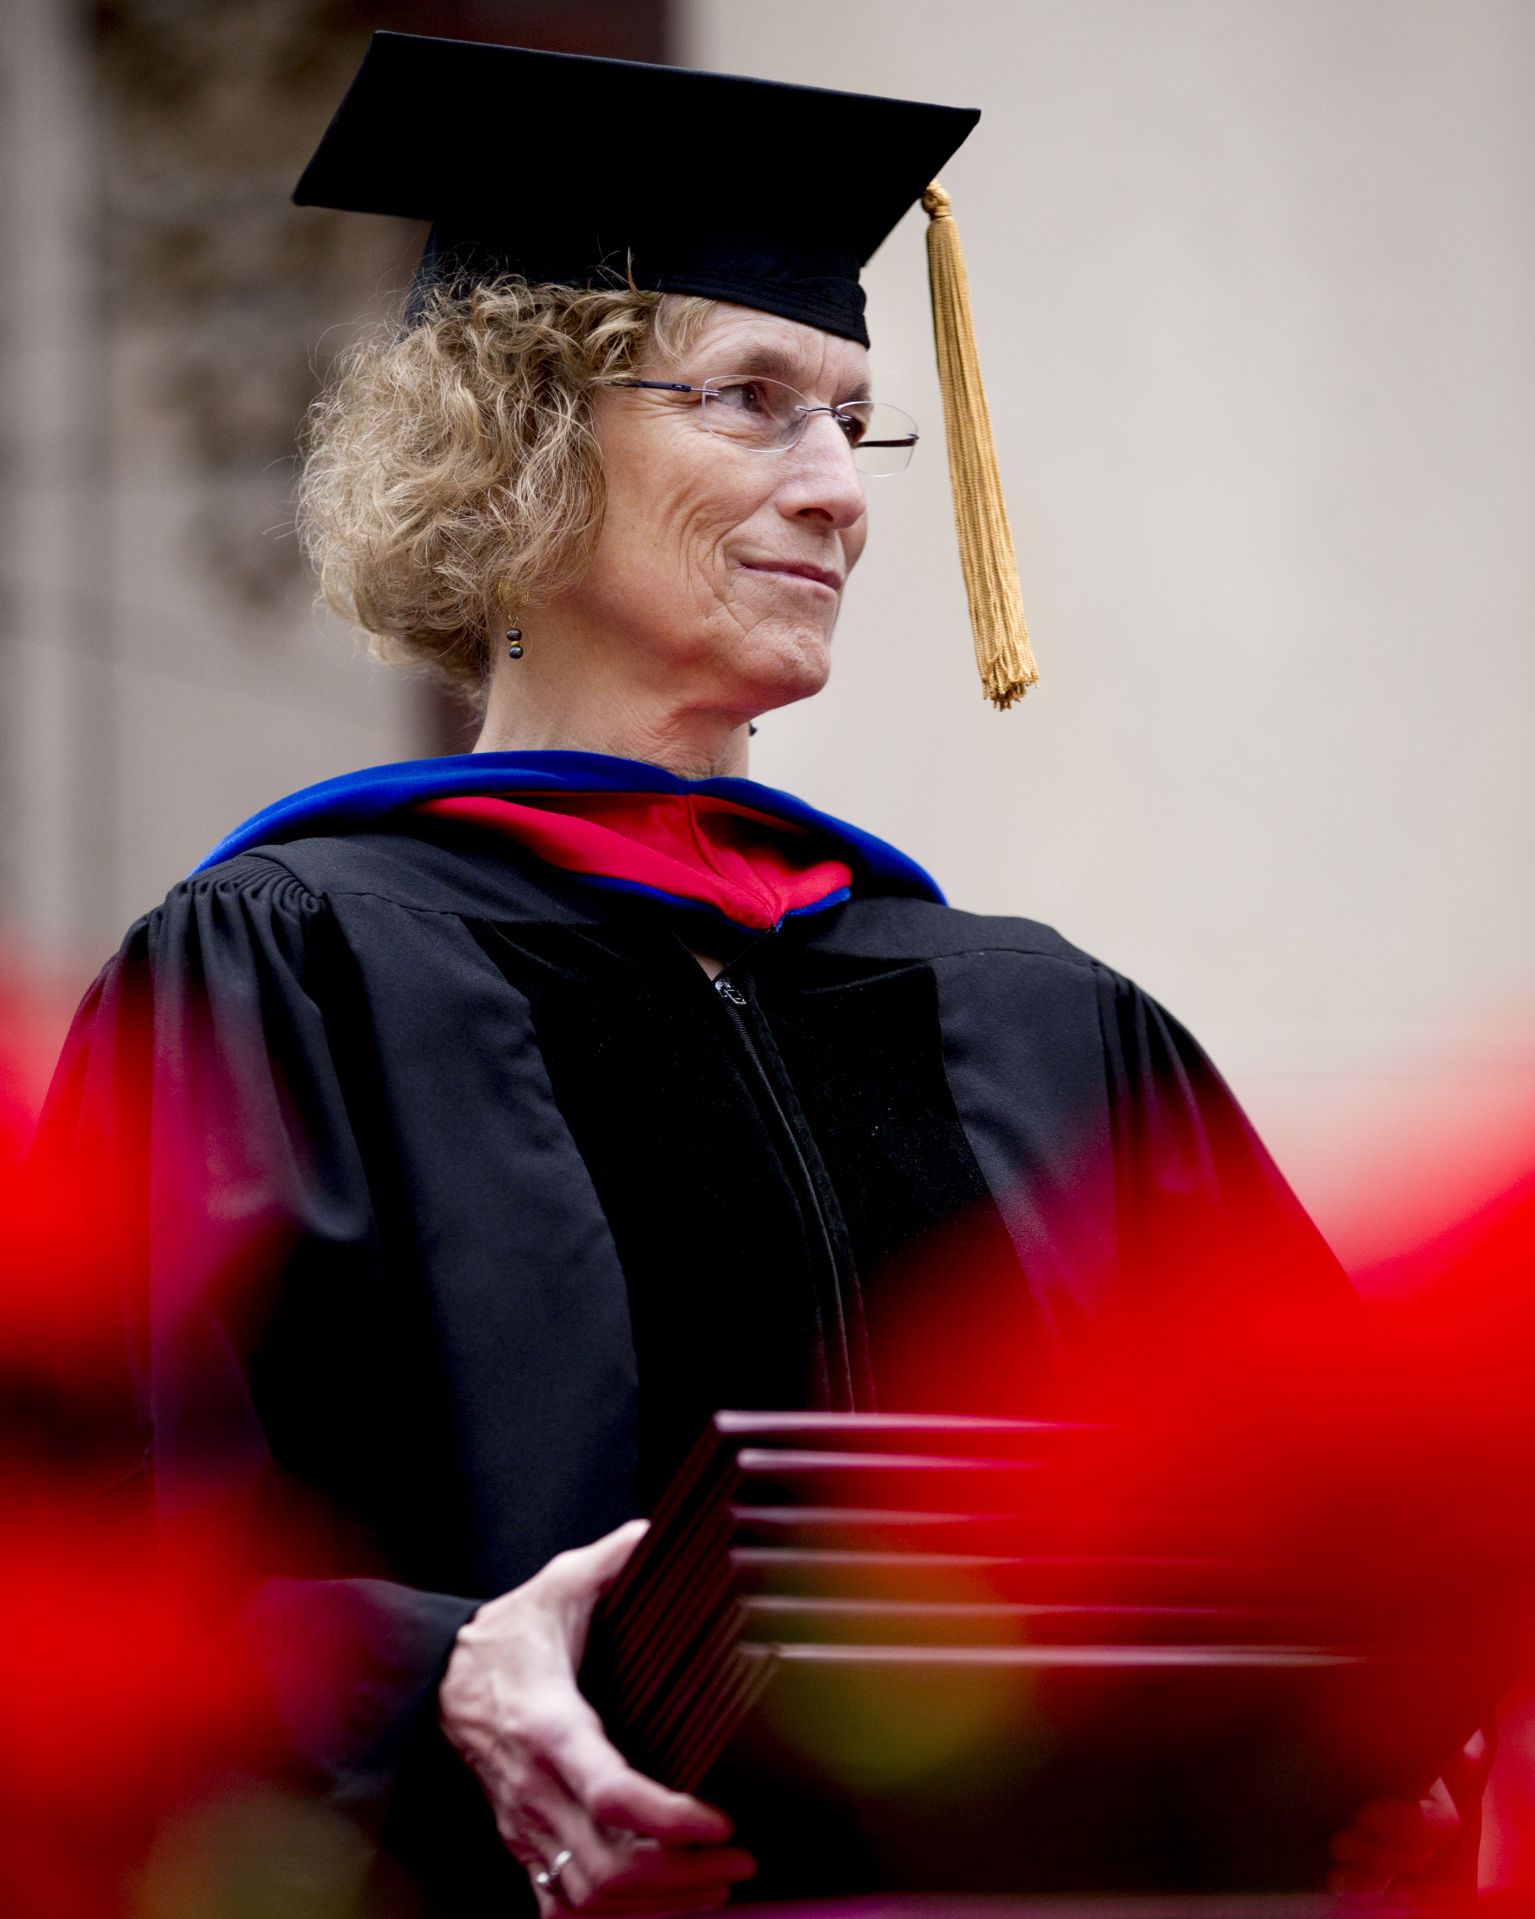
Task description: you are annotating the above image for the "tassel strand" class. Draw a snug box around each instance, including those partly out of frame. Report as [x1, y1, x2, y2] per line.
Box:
[923, 182, 1037, 710]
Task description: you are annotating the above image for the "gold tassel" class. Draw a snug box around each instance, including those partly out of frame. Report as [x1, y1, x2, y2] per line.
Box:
[923, 182, 1037, 710]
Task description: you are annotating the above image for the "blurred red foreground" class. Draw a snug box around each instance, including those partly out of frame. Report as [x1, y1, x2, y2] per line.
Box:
[2, 950, 1532, 1913]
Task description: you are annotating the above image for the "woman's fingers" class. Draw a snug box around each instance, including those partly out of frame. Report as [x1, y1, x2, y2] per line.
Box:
[1444, 1726, 1492, 1797]
[544, 1518, 650, 1605]
[1329, 1830, 1437, 1879]
[589, 1839, 756, 1898]
[1327, 1785, 1462, 1893]
[1325, 1864, 1390, 1895]
[542, 1520, 651, 1634]
[540, 1700, 733, 1845]
[512, 1767, 657, 1913]
[581, 1888, 740, 1917]
[510, 1698, 750, 1912]
[572, 1866, 755, 1915]
[525, 1798, 754, 1916]
[1353, 1787, 1459, 1848]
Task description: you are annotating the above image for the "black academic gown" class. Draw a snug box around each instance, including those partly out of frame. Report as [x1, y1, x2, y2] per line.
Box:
[35, 818, 1350, 1913]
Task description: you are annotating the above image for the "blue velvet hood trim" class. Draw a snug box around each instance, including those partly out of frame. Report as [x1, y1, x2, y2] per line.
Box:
[191, 750, 946, 905]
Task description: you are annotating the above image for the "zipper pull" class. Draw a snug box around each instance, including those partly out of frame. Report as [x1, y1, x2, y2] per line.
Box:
[714, 975, 748, 1006]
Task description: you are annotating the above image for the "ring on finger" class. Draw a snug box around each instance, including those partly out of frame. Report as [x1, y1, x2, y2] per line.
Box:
[533, 1846, 575, 1905]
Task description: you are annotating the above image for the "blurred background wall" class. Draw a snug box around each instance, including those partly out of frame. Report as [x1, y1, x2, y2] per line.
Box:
[4, 0, 1528, 1249]
[2, 0, 1532, 1877]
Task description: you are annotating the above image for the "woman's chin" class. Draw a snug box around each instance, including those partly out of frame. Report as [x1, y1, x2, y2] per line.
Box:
[731, 624, 833, 713]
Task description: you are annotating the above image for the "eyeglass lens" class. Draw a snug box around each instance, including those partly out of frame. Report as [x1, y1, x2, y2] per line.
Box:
[698, 377, 918, 475]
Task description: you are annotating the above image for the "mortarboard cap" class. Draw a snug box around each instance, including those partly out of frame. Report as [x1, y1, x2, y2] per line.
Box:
[295, 33, 1036, 709]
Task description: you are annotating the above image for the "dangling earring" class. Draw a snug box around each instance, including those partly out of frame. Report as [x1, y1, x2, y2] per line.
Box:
[496, 578, 527, 662]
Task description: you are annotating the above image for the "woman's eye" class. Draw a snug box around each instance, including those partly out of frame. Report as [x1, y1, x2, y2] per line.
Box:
[712, 382, 766, 414]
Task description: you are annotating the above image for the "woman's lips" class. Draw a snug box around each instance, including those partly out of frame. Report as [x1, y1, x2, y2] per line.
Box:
[740, 559, 843, 594]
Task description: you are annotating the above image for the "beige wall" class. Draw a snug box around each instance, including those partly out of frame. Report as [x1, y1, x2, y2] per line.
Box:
[682, 0, 1535, 1262]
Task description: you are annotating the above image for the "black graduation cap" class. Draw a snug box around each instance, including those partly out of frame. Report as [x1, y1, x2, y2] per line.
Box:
[295, 33, 974, 348]
[295, 32, 1037, 708]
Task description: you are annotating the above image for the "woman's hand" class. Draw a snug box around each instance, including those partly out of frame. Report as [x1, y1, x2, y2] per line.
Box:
[439, 1518, 757, 1915]
[1326, 1730, 1491, 1895]
[1326, 1780, 1461, 1893]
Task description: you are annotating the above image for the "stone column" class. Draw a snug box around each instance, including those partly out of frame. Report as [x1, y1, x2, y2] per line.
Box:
[0, 0, 110, 959]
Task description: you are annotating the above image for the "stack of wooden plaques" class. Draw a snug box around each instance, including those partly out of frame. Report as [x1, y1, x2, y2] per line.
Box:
[582, 1413, 1491, 1899]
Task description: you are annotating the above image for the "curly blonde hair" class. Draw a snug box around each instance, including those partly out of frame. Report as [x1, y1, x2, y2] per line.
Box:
[297, 279, 715, 695]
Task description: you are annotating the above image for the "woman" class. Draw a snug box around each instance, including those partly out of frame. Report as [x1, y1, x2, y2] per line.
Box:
[38, 32, 1477, 1917]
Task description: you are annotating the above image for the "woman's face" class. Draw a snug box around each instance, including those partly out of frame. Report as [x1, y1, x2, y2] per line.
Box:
[567, 303, 871, 718]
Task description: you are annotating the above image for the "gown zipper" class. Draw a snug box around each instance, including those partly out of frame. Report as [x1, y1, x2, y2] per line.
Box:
[711, 967, 874, 1412]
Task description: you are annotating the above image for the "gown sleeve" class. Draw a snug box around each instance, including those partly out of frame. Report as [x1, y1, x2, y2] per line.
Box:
[30, 854, 479, 1814]
[1096, 965, 1357, 1341]
[1098, 976, 1494, 1878]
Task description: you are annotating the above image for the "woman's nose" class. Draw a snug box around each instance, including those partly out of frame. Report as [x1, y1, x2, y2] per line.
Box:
[778, 413, 867, 527]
